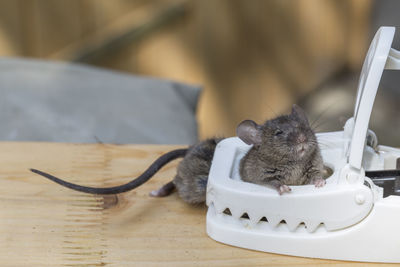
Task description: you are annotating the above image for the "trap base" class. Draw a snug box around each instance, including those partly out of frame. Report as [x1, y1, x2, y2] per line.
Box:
[207, 196, 400, 262]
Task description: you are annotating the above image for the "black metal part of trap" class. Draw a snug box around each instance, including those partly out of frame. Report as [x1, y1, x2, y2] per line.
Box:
[365, 159, 400, 197]
[367, 174, 400, 197]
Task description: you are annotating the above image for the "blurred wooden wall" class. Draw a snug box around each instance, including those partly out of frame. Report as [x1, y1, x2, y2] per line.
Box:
[0, 0, 372, 140]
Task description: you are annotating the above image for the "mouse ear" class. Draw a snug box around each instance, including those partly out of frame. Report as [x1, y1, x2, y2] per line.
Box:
[236, 120, 262, 145]
[291, 104, 309, 124]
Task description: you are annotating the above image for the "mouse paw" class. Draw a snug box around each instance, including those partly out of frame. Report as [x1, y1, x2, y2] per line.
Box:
[278, 185, 291, 195]
[313, 178, 326, 188]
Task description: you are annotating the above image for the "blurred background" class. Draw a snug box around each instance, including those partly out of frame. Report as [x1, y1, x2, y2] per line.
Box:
[0, 0, 399, 145]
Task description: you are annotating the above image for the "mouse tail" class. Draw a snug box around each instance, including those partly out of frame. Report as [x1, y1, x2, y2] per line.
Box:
[30, 148, 188, 195]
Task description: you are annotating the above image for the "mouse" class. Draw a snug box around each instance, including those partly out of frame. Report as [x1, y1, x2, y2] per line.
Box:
[237, 104, 325, 195]
[30, 104, 325, 204]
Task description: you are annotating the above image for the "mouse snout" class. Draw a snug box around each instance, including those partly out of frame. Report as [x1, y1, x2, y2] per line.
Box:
[297, 133, 306, 144]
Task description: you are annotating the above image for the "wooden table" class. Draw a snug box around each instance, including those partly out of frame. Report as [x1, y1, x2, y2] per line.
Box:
[0, 142, 394, 266]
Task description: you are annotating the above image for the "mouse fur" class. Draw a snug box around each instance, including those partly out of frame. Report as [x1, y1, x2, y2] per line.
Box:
[171, 138, 223, 204]
[237, 104, 325, 194]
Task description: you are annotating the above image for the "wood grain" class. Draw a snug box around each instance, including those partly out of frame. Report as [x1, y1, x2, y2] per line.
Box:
[0, 142, 393, 266]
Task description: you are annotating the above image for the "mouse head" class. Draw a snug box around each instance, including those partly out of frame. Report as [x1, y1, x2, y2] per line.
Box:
[237, 105, 318, 160]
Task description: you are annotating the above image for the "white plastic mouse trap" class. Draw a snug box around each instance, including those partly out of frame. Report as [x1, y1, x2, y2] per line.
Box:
[205, 26, 400, 263]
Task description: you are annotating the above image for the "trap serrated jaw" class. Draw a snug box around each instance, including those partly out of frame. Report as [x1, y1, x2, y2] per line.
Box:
[206, 27, 400, 263]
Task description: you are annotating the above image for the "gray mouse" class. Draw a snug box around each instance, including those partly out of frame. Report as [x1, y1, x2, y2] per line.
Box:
[30, 104, 325, 204]
[237, 104, 325, 195]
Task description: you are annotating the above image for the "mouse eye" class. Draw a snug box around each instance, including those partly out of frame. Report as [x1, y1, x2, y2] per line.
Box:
[275, 130, 283, 136]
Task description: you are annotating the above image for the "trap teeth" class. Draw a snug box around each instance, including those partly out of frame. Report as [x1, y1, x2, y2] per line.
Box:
[266, 215, 281, 227]
[230, 208, 245, 219]
[249, 214, 264, 226]
[304, 220, 321, 233]
[213, 202, 227, 215]
[286, 219, 301, 232]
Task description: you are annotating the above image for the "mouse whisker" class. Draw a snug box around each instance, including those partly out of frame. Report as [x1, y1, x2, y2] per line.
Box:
[316, 143, 329, 149]
[311, 119, 336, 132]
[310, 104, 335, 129]
[262, 99, 278, 117]
[315, 140, 330, 149]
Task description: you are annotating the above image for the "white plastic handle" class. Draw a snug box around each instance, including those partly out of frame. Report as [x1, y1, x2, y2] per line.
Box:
[349, 27, 395, 170]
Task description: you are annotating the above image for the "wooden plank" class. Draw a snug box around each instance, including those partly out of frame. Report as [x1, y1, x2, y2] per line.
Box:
[0, 142, 395, 266]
